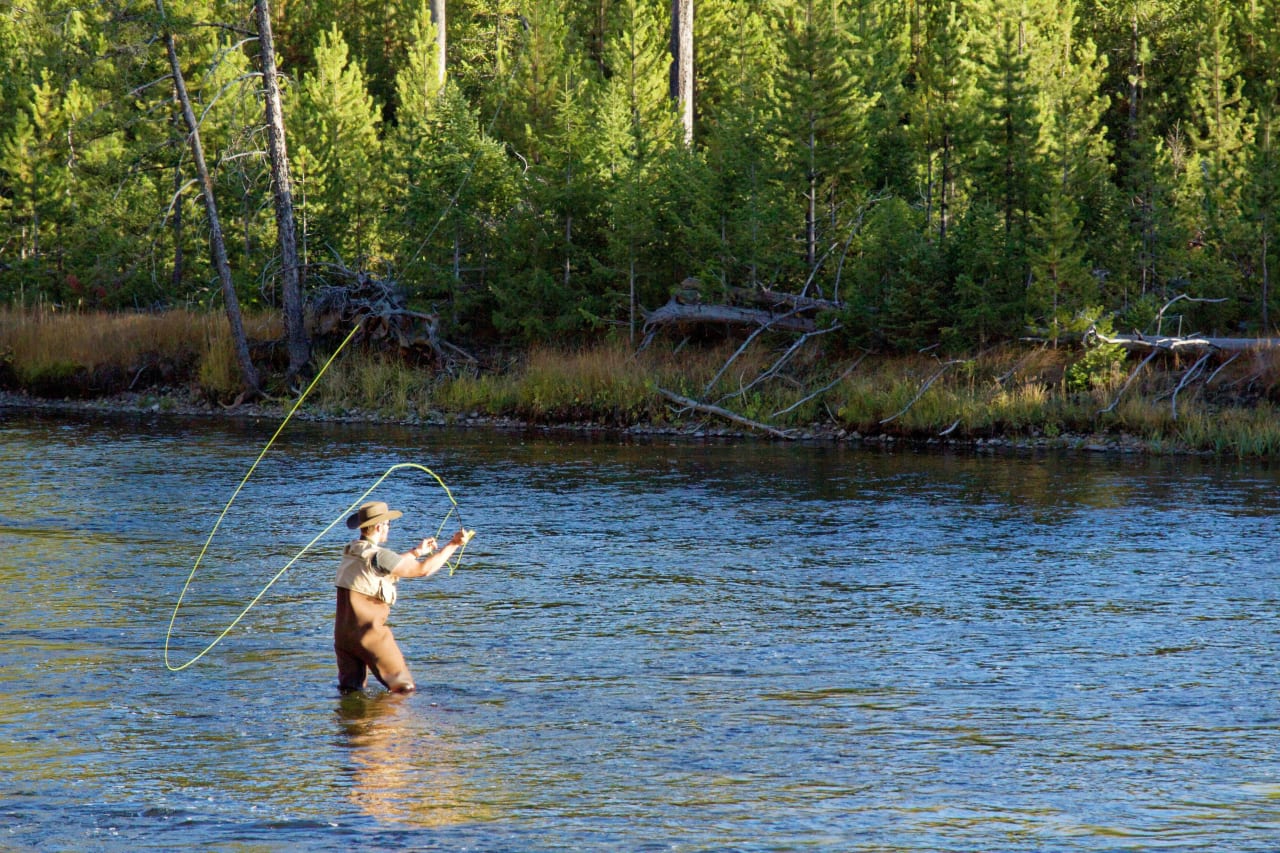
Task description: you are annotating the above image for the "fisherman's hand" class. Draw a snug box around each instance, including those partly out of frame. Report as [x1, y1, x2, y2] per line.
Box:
[448, 529, 469, 547]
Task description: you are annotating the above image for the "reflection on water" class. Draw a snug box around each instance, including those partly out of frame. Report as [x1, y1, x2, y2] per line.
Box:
[1, 408, 1279, 851]
[336, 691, 493, 827]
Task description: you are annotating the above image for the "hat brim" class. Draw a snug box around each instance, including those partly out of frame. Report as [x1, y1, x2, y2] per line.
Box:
[346, 508, 403, 529]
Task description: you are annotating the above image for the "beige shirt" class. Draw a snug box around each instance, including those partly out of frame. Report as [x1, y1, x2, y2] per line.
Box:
[335, 538, 400, 605]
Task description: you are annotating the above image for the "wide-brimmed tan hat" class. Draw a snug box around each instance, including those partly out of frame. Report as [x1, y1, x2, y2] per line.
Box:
[346, 500, 404, 530]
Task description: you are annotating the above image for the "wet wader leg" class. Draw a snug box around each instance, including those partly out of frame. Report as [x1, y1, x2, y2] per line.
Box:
[335, 643, 369, 692]
[366, 631, 416, 693]
[335, 588, 370, 692]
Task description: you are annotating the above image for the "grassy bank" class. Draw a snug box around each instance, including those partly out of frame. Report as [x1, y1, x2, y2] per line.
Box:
[4, 306, 1280, 456]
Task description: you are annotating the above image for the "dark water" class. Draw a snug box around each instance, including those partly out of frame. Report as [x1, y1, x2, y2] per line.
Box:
[1, 408, 1277, 851]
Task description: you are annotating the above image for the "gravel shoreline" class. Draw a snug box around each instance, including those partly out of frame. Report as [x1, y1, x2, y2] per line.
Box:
[1, 386, 1175, 455]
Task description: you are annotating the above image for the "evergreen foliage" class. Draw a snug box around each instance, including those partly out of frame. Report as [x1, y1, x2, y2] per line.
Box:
[2, 0, 1279, 350]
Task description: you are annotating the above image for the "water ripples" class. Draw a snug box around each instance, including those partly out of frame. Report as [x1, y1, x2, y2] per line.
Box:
[1, 411, 1278, 850]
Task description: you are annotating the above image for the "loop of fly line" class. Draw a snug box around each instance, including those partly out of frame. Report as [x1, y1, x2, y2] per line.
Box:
[163, 322, 472, 672]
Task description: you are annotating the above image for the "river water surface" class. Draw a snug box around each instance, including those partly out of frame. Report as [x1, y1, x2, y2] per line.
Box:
[1, 409, 1277, 851]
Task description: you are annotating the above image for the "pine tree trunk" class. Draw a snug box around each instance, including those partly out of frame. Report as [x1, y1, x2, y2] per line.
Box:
[160, 3, 260, 394]
[255, 0, 309, 383]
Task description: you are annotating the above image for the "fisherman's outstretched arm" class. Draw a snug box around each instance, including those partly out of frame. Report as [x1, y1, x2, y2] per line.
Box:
[392, 529, 470, 578]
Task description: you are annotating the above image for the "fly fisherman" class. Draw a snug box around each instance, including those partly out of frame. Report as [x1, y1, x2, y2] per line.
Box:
[334, 500, 470, 693]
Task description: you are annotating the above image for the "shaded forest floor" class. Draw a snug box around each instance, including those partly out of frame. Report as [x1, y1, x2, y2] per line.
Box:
[4, 307, 1280, 456]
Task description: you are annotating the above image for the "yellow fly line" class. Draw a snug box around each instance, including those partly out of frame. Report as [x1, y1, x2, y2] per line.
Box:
[163, 323, 472, 672]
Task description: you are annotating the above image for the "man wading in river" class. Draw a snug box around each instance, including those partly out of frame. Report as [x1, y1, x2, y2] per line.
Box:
[334, 501, 469, 694]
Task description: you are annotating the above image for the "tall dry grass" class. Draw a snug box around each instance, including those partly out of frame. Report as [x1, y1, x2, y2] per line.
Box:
[310, 349, 438, 418]
[0, 305, 278, 394]
[7, 306, 1280, 454]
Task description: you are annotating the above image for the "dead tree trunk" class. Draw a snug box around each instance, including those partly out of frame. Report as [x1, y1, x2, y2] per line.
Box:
[670, 0, 693, 146]
[644, 299, 817, 335]
[1086, 327, 1280, 352]
[160, 0, 260, 394]
[255, 0, 309, 384]
[430, 0, 447, 87]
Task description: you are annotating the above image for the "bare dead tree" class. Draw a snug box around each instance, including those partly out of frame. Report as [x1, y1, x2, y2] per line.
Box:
[670, 0, 693, 146]
[158, 0, 260, 395]
[430, 0, 447, 87]
[254, 0, 309, 384]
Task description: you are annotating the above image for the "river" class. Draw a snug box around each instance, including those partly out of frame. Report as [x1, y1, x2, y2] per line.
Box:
[0, 408, 1277, 851]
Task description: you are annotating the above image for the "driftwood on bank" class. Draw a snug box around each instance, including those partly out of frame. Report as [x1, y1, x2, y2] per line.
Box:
[1086, 324, 1265, 419]
[656, 387, 797, 439]
[636, 279, 856, 436]
[310, 269, 474, 367]
[1086, 327, 1280, 353]
[728, 287, 841, 315]
[642, 298, 818, 336]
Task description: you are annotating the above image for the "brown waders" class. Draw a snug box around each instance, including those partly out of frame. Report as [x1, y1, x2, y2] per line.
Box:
[334, 587, 416, 693]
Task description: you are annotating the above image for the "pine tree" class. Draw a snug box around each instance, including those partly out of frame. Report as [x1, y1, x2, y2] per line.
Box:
[697, 0, 788, 293]
[1083, 0, 1199, 305]
[294, 24, 385, 269]
[1185, 0, 1251, 251]
[849, 0, 912, 196]
[586, 0, 684, 334]
[1026, 0, 1114, 340]
[1164, 0, 1252, 331]
[1240, 0, 1280, 328]
[493, 0, 579, 167]
[963, 0, 1042, 340]
[770, 0, 875, 294]
[911, 0, 978, 245]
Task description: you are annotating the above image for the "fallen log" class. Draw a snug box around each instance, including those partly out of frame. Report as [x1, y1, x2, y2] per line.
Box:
[1086, 326, 1280, 352]
[728, 286, 841, 314]
[643, 299, 817, 334]
[656, 387, 796, 439]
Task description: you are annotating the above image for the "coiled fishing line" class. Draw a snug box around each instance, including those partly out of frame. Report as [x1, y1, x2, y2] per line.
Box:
[163, 323, 472, 672]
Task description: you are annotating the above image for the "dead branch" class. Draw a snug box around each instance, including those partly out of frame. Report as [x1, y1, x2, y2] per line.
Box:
[1202, 352, 1241, 388]
[880, 360, 962, 425]
[771, 353, 866, 418]
[656, 387, 795, 439]
[729, 287, 841, 314]
[1169, 350, 1214, 420]
[701, 307, 808, 396]
[716, 324, 843, 406]
[1154, 293, 1227, 336]
[996, 342, 1048, 386]
[1099, 348, 1160, 415]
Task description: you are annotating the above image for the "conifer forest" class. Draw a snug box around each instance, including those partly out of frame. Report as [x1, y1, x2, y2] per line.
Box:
[2, 0, 1278, 355]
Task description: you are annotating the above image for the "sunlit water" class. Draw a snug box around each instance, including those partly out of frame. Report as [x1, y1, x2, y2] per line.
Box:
[1, 408, 1277, 851]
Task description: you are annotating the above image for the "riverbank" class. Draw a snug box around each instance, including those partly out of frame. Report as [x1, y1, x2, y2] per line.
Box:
[0, 385, 1172, 456]
[4, 306, 1280, 455]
